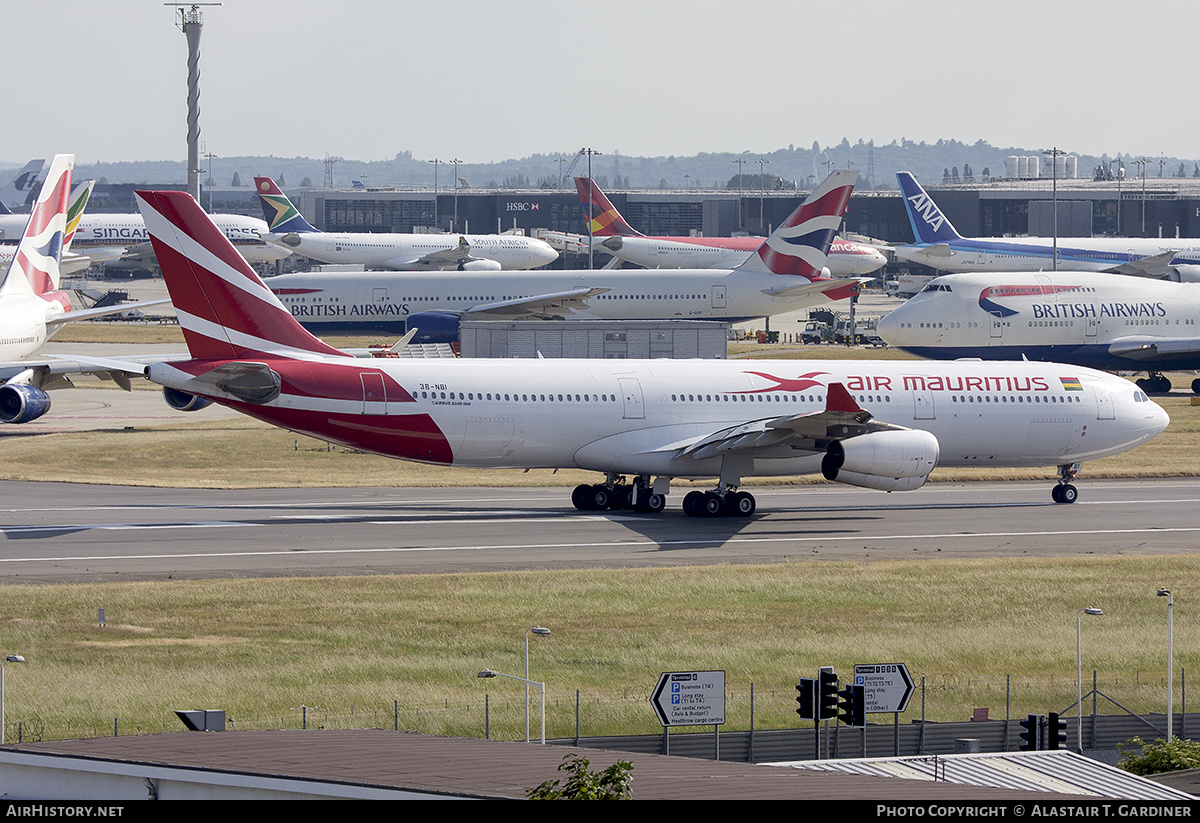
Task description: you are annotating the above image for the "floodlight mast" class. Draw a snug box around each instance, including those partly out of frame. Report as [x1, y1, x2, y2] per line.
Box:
[167, 3, 222, 202]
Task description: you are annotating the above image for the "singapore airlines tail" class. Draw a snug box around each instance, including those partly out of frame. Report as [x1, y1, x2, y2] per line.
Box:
[135, 190, 348, 362]
[896, 171, 964, 244]
[575, 177, 644, 237]
[253, 176, 319, 234]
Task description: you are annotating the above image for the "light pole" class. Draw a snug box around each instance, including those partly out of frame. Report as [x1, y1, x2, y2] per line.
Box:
[1043, 148, 1063, 271]
[450, 158, 463, 233]
[756, 158, 770, 232]
[428, 158, 440, 229]
[1158, 587, 1174, 739]
[1, 654, 25, 746]
[477, 669, 546, 744]
[525, 626, 550, 743]
[1110, 158, 1123, 234]
[1077, 607, 1103, 753]
[583, 148, 601, 269]
[732, 158, 746, 230]
[1134, 158, 1149, 234]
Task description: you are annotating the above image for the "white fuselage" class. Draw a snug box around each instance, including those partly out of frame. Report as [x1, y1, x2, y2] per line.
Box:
[599, 236, 887, 276]
[896, 236, 1200, 274]
[266, 267, 852, 332]
[0, 213, 289, 266]
[0, 293, 64, 361]
[877, 271, 1200, 371]
[149, 356, 1167, 477]
[264, 231, 558, 270]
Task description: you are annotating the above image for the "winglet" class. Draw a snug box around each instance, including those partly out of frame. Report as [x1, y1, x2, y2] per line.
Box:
[254, 176, 318, 234]
[574, 177, 643, 237]
[135, 189, 349, 361]
[735, 169, 857, 279]
[896, 172, 962, 244]
[825, 382, 862, 414]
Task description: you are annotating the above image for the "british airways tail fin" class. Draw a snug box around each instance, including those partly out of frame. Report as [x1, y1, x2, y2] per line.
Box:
[254, 177, 318, 234]
[0, 154, 72, 301]
[0, 159, 46, 211]
[896, 172, 962, 244]
[135, 189, 348, 361]
[574, 177, 643, 237]
[734, 169, 858, 279]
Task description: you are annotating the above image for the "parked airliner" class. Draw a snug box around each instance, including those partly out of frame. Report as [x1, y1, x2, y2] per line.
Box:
[0, 155, 166, 424]
[262, 171, 865, 339]
[116, 188, 1167, 514]
[254, 177, 558, 271]
[876, 271, 1200, 395]
[895, 172, 1200, 279]
[574, 177, 888, 276]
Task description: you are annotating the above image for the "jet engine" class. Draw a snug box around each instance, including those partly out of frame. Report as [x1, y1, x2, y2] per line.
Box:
[1165, 264, 1200, 283]
[406, 311, 463, 344]
[457, 259, 502, 271]
[822, 429, 940, 492]
[163, 387, 213, 412]
[0, 383, 51, 424]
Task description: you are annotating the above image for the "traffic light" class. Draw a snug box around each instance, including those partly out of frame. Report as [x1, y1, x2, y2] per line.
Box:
[1047, 712, 1067, 750]
[817, 668, 839, 721]
[1019, 713, 1040, 751]
[796, 678, 815, 720]
[837, 683, 865, 727]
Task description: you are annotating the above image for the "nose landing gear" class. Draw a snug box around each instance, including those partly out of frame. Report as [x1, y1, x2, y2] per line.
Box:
[1051, 463, 1081, 504]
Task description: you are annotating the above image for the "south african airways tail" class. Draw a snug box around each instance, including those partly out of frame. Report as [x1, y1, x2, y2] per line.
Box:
[254, 177, 319, 234]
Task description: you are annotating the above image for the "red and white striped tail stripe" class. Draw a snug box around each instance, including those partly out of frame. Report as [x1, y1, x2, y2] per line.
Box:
[135, 190, 349, 362]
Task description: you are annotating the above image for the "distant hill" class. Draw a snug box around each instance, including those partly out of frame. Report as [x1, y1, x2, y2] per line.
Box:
[3, 142, 1194, 192]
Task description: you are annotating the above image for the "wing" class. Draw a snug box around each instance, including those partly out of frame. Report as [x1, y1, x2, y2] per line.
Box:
[463, 287, 609, 319]
[45, 298, 171, 329]
[388, 236, 477, 270]
[645, 383, 940, 491]
[1107, 336, 1200, 362]
[1102, 250, 1179, 278]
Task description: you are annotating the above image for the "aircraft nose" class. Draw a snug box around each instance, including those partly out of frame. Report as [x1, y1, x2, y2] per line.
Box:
[532, 242, 558, 268]
[876, 312, 899, 345]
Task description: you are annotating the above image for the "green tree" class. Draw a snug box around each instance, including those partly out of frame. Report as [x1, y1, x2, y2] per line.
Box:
[1118, 737, 1200, 775]
[527, 753, 633, 800]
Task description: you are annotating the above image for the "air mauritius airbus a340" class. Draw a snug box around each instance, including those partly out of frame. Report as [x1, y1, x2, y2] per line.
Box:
[119, 190, 1167, 515]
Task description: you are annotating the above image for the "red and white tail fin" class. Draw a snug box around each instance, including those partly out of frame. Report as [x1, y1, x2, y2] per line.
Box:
[0, 153, 72, 301]
[135, 190, 349, 361]
[735, 169, 858, 279]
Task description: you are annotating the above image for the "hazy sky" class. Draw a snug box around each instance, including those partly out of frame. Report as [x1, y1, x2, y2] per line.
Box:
[7, 1, 1197, 165]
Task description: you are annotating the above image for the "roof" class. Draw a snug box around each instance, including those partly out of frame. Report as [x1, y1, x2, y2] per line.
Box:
[783, 750, 1195, 800]
[2, 730, 1073, 800]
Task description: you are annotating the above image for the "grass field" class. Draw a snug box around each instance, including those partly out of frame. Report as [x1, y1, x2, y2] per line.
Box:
[1, 557, 1192, 742]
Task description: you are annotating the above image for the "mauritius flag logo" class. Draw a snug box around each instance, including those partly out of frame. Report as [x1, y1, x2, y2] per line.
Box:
[1060, 377, 1083, 392]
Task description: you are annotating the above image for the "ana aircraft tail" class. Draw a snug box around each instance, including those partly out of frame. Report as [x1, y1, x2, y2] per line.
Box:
[0, 154, 72, 301]
[735, 169, 858, 279]
[135, 189, 348, 361]
[896, 171, 962, 244]
[0, 159, 46, 211]
[574, 177, 643, 237]
[254, 176, 318, 234]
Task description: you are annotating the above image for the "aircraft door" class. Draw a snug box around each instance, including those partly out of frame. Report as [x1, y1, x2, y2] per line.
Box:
[373, 288, 389, 304]
[989, 311, 1004, 340]
[1085, 317, 1099, 339]
[906, 376, 935, 420]
[361, 372, 387, 415]
[618, 377, 645, 419]
[1093, 382, 1115, 420]
[711, 285, 727, 309]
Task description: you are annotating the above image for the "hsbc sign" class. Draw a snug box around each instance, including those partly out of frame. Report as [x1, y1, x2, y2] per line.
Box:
[506, 202, 541, 211]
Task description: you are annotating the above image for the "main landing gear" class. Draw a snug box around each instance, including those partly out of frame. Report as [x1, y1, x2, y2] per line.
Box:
[682, 485, 756, 518]
[1136, 373, 1173, 394]
[1051, 463, 1080, 504]
[572, 474, 666, 514]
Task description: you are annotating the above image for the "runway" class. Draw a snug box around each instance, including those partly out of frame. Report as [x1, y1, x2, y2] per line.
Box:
[1, 478, 1197, 583]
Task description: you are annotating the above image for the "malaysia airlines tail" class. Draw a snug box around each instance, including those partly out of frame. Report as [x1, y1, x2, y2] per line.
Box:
[254, 176, 319, 234]
[0, 159, 46, 212]
[0, 154, 72, 304]
[735, 169, 857, 281]
[135, 190, 347, 361]
[575, 177, 644, 237]
[896, 171, 963, 244]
